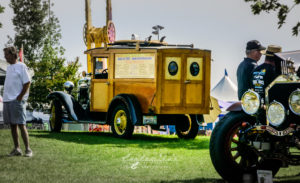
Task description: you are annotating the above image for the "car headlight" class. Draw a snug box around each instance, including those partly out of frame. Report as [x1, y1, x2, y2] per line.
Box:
[241, 90, 260, 115]
[267, 101, 285, 127]
[289, 90, 300, 115]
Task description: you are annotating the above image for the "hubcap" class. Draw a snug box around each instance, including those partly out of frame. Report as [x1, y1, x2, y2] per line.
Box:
[114, 110, 127, 135]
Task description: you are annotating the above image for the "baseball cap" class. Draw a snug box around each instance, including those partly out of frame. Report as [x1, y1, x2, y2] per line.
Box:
[246, 40, 266, 51]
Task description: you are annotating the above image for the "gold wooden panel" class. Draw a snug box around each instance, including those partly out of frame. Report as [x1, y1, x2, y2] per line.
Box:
[162, 83, 181, 105]
[165, 57, 181, 80]
[114, 81, 156, 113]
[185, 83, 203, 104]
[92, 82, 108, 110]
[159, 106, 209, 114]
[186, 57, 203, 80]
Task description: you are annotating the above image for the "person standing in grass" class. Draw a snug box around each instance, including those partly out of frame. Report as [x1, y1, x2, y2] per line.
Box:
[3, 46, 32, 157]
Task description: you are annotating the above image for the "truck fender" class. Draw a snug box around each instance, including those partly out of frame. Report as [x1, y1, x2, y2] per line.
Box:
[107, 94, 142, 125]
[47, 91, 78, 121]
[226, 101, 242, 111]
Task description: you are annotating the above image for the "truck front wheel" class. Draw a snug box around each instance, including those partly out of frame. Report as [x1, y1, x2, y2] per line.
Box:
[111, 104, 134, 138]
[49, 100, 62, 132]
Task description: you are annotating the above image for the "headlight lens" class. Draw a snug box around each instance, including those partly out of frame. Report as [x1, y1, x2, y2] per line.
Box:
[267, 101, 285, 127]
[289, 90, 300, 115]
[241, 90, 260, 115]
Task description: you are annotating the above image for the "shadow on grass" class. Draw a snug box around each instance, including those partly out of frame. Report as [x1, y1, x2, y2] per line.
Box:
[162, 176, 300, 183]
[29, 131, 210, 150]
[161, 173, 300, 183]
[161, 178, 224, 183]
[0, 155, 9, 159]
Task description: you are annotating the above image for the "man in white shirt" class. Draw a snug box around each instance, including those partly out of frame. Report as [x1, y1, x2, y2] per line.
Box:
[3, 46, 32, 157]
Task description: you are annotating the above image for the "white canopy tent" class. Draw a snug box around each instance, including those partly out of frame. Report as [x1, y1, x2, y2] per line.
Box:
[211, 69, 238, 102]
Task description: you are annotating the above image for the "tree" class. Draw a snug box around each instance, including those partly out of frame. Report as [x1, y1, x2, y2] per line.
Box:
[244, 0, 300, 36]
[9, 0, 81, 110]
[0, 4, 4, 28]
[9, 0, 50, 66]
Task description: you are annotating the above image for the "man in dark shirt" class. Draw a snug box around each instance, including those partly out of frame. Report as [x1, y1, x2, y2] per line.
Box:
[237, 40, 266, 100]
[252, 45, 282, 98]
[252, 45, 282, 124]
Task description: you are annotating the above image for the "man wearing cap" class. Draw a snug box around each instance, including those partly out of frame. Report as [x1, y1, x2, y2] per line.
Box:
[252, 45, 282, 98]
[237, 40, 266, 100]
[3, 46, 32, 157]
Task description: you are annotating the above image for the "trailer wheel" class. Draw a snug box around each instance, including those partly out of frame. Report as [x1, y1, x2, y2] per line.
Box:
[111, 104, 134, 138]
[49, 100, 62, 132]
[176, 114, 199, 139]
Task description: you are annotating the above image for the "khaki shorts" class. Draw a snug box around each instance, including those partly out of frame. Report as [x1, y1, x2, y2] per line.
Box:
[3, 100, 27, 125]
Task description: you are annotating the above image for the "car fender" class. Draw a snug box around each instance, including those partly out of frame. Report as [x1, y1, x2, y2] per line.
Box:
[226, 101, 242, 111]
[107, 94, 142, 125]
[47, 91, 79, 121]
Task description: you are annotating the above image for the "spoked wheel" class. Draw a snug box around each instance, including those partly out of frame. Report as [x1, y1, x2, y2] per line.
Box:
[224, 118, 258, 173]
[175, 114, 199, 139]
[210, 111, 281, 182]
[111, 104, 134, 138]
[49, 100, 63, 132]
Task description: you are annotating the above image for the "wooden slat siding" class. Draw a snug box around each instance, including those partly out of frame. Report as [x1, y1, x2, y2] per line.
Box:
[159, 106, 209, 114]
[203, 50, 211, 114]
[114, 81, 156, 113]
[155, 51, 163, 114]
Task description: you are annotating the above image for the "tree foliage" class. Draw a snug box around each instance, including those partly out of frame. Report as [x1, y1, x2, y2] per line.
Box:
[244, 0, 300, 36]
[0, 4, 4, 28]
[9, 0, 50, 66]
[9, 0, 81, 110]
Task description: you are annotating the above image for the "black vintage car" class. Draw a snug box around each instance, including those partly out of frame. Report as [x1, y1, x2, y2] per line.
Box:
[209, 50, 300, 182]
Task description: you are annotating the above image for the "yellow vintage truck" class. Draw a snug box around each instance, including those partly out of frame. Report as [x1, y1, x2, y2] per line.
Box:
[47, 0, 212, 139]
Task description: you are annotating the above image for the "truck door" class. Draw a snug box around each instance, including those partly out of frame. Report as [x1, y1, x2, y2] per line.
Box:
[162, 55, 183, 108]
[184, 56, 204, 106]
[91, 56, 110, 111]
[162, 55, 205, 113]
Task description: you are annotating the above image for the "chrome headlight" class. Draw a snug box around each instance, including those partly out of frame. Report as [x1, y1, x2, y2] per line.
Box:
[267, 101, 285, 127]
[241, 90, 260, 115]
[64, 81, 74, 93]
[289, 90, 300, 115]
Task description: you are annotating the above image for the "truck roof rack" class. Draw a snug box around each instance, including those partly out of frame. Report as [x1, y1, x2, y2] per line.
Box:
[108, 40, 194, 48]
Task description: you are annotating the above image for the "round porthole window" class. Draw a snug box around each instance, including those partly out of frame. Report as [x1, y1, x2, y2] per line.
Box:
[190, 62, 200, 76]
[168, 61, 178, 76]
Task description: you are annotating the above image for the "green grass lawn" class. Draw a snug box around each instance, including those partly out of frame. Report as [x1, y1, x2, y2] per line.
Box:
[0, 129, 300, 183]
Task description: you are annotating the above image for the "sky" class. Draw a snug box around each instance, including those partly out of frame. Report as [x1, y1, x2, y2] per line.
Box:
[0, 0, 299, 87]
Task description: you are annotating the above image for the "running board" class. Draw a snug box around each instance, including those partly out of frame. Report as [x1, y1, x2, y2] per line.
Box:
[62, 119, 107, 125]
